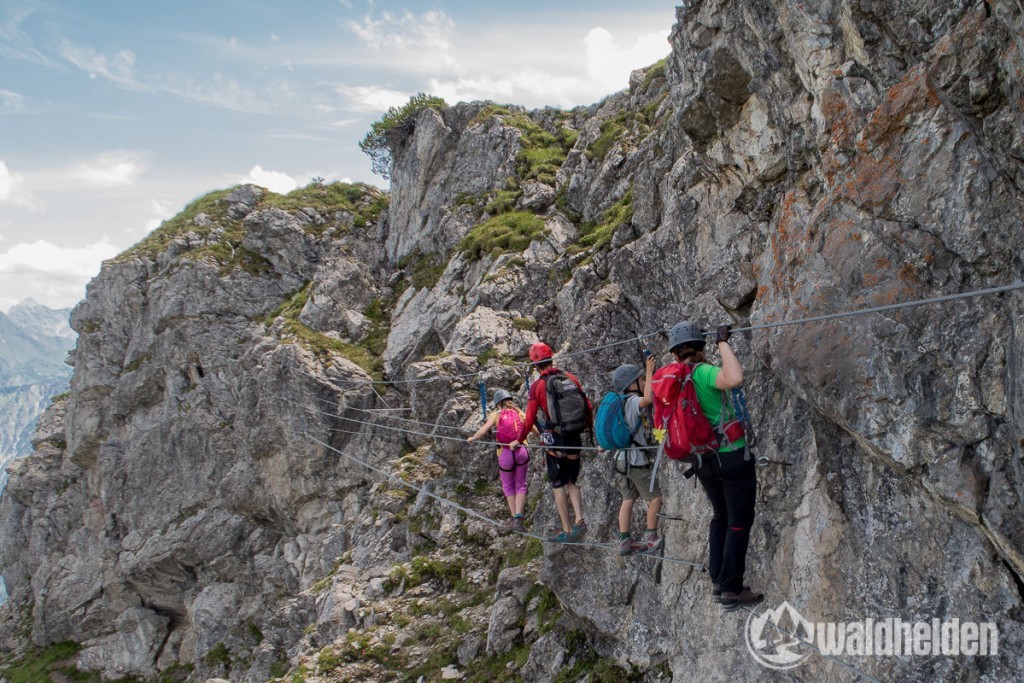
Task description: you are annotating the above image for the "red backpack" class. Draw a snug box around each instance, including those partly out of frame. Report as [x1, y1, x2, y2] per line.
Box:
[651, 362, 724, 461]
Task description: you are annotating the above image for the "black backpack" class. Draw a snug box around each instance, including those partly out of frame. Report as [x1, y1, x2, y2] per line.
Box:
[545, 372, 588, 435]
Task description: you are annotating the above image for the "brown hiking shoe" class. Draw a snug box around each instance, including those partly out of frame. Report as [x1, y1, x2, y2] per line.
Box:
[721, 588, 764, 611]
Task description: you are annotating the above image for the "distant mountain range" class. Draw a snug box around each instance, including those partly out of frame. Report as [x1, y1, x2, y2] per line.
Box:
[0, 299, 75, 491]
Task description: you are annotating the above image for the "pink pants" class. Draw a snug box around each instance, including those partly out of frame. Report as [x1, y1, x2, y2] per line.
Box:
[498, 446, 530, 496]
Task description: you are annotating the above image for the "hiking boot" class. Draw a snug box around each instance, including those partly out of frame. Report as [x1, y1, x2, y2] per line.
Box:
[638, 530, 663, 553]
[618, 535, 639, 556]
[500, 518, 518, 532]
[511, 517, 526, 533]
[548, 531, 572, 543]
[721, 588, 764, 611]
[712, 584, 722, 604]
[570, 519, 587, 541]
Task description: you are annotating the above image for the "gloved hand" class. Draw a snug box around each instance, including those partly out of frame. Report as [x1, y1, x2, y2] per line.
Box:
[716, 325, 731, 344]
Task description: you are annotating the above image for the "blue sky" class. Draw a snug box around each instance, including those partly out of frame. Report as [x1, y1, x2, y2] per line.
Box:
[0, 1, 678, 312]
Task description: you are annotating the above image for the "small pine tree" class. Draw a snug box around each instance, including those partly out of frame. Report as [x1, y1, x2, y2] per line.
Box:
[359, 93, 448, 179]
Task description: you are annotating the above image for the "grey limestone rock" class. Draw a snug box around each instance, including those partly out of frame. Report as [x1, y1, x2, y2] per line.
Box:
[2, 1, 1024, 681]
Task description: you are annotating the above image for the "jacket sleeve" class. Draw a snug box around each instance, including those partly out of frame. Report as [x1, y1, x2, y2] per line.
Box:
[516, 379, 543, 442]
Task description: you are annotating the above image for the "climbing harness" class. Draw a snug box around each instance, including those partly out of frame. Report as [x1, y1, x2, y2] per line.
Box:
[730, 386, 757, 448]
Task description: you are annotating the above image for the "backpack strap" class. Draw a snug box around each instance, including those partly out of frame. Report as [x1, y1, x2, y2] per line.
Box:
[545, 370, 564, 430]
[649, 440, 666, 494]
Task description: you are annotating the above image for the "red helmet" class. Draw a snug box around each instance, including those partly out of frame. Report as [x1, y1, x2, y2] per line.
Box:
[529, 342, 554, 363]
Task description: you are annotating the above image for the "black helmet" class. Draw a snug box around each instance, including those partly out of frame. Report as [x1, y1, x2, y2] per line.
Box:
[611, 363, 644, 394]
[668, 321, 704, 351]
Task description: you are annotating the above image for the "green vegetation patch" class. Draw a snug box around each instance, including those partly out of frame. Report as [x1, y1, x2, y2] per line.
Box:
[203, 642, 232, 670]
[262, 181, 388, 232]
[115, 181, 386, 272]
[397, 250, 449, 291]
[588, 113, 634, 161]
[384, 555, 464, 593]
[637, 57, 668, 94]
[483, 187, 523, 215]
[361, 93, 448, 178]
[1, 641, 81, 683]
[461, 640, 532, 682]
[503, 536, 544, 568]
[266, 283, 384, 378]
[473, 105, 577, 186]
[569, 189, 634, 255]
[460, 211, 548, 261]
[512, 316, 537, 332]
[115, 188, 239, 263]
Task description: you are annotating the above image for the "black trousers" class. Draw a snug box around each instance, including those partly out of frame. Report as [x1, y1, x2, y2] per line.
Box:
[695, 452, 757, 594]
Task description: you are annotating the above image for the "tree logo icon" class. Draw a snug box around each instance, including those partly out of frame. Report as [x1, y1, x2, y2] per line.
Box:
[745, 601, 814, 670]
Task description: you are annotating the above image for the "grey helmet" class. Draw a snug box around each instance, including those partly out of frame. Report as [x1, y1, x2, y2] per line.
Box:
[668, 321, 705, 351]
[492, 389, 514, 406]
[611, 364, 644, 394]
[663, 321, 704, 352]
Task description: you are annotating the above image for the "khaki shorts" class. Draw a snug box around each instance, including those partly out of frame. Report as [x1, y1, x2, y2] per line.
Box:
[615, 461, 662, 501]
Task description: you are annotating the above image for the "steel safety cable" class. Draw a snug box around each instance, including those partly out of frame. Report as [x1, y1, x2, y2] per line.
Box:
[289, 280, 1024, 386]
[288, 397, 654, 452]
[304, 432, 702, 566]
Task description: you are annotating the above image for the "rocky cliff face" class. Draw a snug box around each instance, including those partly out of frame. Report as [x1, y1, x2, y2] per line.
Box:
[2, 1, 1023, 681]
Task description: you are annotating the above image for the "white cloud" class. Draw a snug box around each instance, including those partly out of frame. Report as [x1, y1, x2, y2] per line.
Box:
[69, 151, 144, 188]
[420, 23, 670, 109]
[0, 160, 34, 208]
[240, 165, 299, 194]
[585, 28, 669, 93]
[347, 9, 454, 51]
[59, 39, 272, 114]
[0, 8, 52, 66]
[0, 89, 25, 110]
[336, 85, 409, 113]
[237, 167, 356, 194]
[160, 71, 267, 114]
[0, 296, 17, 313]
[59, 41, 142, 90]
[0, 239, 119, 278]
[144, 199, 175, 231]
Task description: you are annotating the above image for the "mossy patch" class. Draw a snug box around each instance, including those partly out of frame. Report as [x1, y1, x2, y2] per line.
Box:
[266, 283, 384, 378]
[397, 250, 449, 291]
[569, 189, 634, 255]
[114, 188, 239, 263]
[473, 105, 577, 186]
[512, 316, 537, 332]
[262, 181, 389, 232]
[203, 642, 232, 670]
[637, 56, 668, 94]
[503, 536, 543, 568]
[114, 182, 387, 271]
[460, 212, 548, 261]
[384, 555, 464, 593]
[1, 641, 80, 683]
